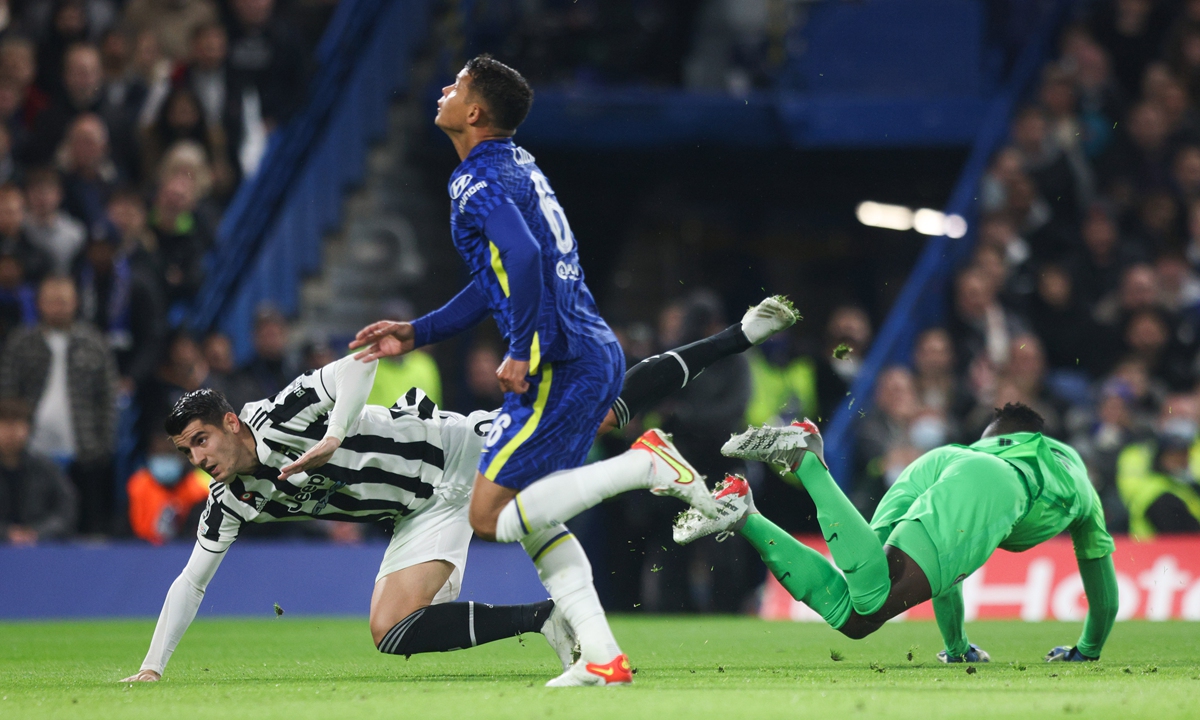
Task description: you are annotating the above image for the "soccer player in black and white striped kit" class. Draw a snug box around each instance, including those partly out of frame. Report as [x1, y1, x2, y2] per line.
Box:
[121, 296, 795, 683]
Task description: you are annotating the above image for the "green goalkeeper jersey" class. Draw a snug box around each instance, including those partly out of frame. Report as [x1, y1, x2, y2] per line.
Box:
[969, 432, 1114, 560]
[873, 433, 1114, 561]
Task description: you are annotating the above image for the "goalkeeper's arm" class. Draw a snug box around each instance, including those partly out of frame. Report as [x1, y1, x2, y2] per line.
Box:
[1074, 554, 1119, 658]
[121, 540, 231, 681]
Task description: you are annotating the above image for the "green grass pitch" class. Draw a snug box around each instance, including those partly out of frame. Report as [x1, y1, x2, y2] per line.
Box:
[2, 617, 1199, 719]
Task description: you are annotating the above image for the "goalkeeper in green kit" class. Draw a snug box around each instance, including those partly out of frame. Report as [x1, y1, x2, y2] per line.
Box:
[674, 403, 1119, 663]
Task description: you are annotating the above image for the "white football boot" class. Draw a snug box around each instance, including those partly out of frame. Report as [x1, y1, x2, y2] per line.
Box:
[632, 429, 718, 518]
[673, 475, 755, 546]
[740, 296, 798, 345]
[720, 419, 826, 472]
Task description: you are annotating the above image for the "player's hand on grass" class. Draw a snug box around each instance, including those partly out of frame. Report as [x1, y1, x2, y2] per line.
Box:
[120, 669, 161, 682]
[496, 356, 530, 394]
[279, 436, 341, 481]
[1045, 646, 1096, 662]
[350, 321, 414, 361]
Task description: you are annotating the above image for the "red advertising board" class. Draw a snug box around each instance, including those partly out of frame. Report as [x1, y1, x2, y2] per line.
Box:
[759, 535, 1200, 622]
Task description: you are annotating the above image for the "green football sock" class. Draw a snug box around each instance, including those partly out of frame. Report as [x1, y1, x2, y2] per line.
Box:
[794, 452, 890, 615]
[933, 585, 970, 658]
[740, 513, 851, 629]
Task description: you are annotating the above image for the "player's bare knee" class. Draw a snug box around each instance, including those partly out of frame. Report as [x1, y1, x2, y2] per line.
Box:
[469, 506, 499, 541]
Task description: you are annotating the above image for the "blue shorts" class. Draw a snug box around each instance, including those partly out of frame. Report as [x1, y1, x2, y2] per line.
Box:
[480, 341, 625, 490]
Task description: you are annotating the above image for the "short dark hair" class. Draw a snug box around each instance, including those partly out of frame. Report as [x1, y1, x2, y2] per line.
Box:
[989, 402, 1045, 435]
[164, 388, 235, 436]
[463, 54, 533, 132]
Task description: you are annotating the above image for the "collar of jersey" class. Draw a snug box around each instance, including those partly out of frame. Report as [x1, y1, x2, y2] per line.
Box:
[465, 137, 515, 161]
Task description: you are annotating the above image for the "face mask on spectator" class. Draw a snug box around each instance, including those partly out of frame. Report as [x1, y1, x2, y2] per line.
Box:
[909, 415, 948, 451]
[148, 454, 186, 486]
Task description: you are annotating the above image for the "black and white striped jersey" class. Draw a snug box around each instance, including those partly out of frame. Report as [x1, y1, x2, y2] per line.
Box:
[196, 366, 472, 549]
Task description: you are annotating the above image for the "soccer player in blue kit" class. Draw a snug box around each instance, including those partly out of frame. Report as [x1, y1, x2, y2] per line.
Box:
[351, 55, 731, 686]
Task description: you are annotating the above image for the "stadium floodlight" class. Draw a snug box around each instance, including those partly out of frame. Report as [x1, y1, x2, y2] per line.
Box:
[855, 201, 913, 231]
[857, 201, 969, 239]
[912, 208, 945, 236]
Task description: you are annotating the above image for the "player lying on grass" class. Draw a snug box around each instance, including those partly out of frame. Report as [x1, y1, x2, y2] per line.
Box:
[675, 404, 1119, 663]
[121, 296, 796, 683]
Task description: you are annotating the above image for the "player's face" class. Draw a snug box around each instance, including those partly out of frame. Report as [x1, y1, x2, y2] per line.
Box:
[435, 68, 472, 132]
[171, 416, 249, 483]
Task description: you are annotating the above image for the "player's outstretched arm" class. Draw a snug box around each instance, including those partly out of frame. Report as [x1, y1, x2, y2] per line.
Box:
[1047, 554, 1118, 662]
[121, 541, 229, 681]
[279, 356, 377, 481]
[352, 283, 490, 363]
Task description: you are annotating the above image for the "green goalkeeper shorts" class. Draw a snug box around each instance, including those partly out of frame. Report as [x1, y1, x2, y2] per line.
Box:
[880, 451, 1030, 597]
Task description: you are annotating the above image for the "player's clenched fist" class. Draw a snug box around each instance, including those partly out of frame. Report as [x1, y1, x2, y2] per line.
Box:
[496, 356, 530, 394]
[120, 670, 161, 682]
[350, 320, 415, 361]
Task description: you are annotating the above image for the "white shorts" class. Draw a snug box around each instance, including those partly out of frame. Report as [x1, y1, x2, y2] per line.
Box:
[375, 494, 473, 601]
[372, 409, 493, 601]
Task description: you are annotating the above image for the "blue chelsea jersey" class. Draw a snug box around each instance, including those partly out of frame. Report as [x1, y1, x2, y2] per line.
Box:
[448, 138, 616, 365]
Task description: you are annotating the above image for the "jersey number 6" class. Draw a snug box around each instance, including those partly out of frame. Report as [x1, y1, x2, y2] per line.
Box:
[530, 171, 574, 255]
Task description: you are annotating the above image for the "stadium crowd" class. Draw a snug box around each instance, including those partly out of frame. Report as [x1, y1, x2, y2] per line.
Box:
[0, 0, 331, 545]
[844, 0, 1200, 540]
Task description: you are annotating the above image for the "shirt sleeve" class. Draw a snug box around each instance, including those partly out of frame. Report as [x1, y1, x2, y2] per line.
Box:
[196, 490, 244, 550]
[1068, 488, 1116, 561]
[139, 540, 228, 675]
[1075, 554, 1119, 659]
[411, 281, 490, 348]
[319, 355, 378, 442]
[482, 202, 542, 362]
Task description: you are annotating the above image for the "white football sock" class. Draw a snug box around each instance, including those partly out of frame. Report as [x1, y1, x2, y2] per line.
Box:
[522, 524, 621, 664]
[495, 450, 653, 543]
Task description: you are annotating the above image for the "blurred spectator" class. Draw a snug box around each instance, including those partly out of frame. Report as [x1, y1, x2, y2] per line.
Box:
[24, 166, 85, 274]
[59, 112, 120, 230]
[947, 266, 1023, 372]
[140, 86, 230, 196]
[814, 304, 871, 417]
[126, 432, 209, 545]
[1098, 100, 1174, 203]
[1088, 0, 1174, 98]
[1156, 251, 1200, 310]
[105, 186, 156, 272]
[1069, 204, 1143, 308]
[1075, 378, 1143, 530]
[0, 253, 36, 342]
[0, 36, 50, 142]
[172, 22, 241, 193]
[1011, 104, 1094, 239]
[75, 232, 164, 392]
[0, 397, 76, 544]
[233, 305, 291, 404]
[27, 43, 135, 176]
[0, 182, 51, 282]
[123, 0, 219, 62]
[1028, 263, 1099, 371]
[138, 328, 208, 437]
[156, 140, 222, 225]
[0, 275, 117, 534]
[1001, 333, 1064, 436]
[149, 170, 206, 302]
[201, 331, 250, 406]
[1117, 393, 1200, 538]
[855, 366, 924, 514]
[911, 327, 965, 426]
[226, 0, 307, 136]
[462, 341, 503, 411]
[34, 0, 93, 97]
